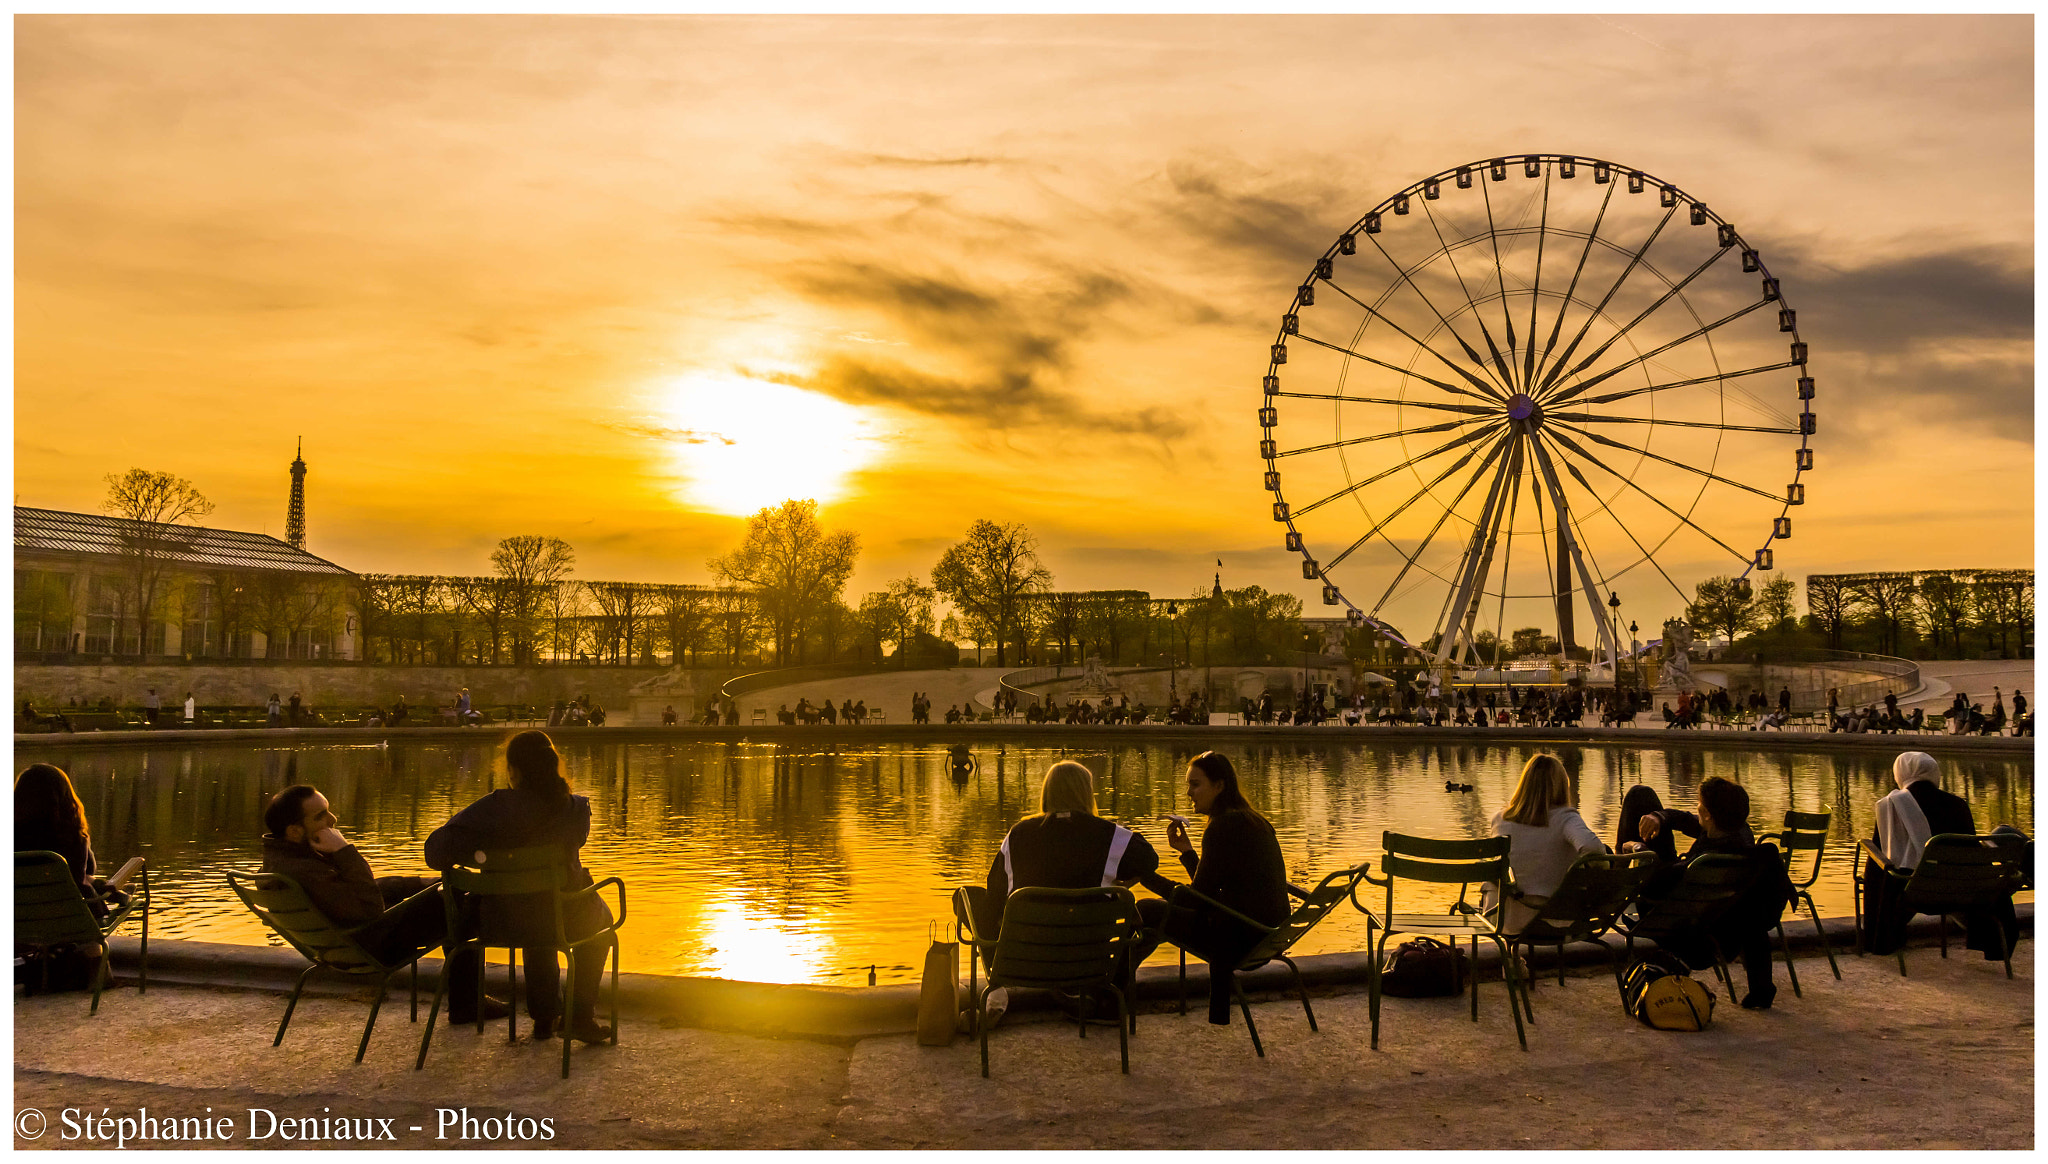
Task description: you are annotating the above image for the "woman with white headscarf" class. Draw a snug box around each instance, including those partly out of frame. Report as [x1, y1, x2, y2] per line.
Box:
[1861, 751, 2013, 958]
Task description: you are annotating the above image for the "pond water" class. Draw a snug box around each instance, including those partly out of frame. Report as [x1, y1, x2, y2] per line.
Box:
[21, 737, 2031, 987]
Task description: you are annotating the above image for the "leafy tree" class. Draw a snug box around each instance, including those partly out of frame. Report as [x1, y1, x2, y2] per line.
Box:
[1686, 576, 1758, 645]
[101, 468, 214, 657]
[710, 499, 859, 666]
[1041, 591, 1087, 664]
[854, 589, 899, 665]
[1755, 576, 1797, 633]
[930, 520, 1052, 668]
[1509, 626, 1547, 657]
[882, 576, 937, 663]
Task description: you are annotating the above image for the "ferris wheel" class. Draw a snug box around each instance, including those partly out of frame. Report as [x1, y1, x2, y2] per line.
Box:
[1261, 154, 1813, 677]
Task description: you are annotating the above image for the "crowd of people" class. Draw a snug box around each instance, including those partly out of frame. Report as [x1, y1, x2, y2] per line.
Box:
[13, 736, 2030, 1045]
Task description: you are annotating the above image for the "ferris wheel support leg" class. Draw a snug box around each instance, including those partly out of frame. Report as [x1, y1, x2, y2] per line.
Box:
[1432, 442, 1518, 671]
[1526, 433, 1621, 671]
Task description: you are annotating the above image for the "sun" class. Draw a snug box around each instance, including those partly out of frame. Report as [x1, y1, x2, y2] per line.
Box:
[658, 373, 881, 516]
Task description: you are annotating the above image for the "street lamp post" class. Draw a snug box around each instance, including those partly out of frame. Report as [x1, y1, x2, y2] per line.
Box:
[1629, 620, 1640, 693]
[1166, 601, 1179, 706]
[1607, 591, 1622, 691]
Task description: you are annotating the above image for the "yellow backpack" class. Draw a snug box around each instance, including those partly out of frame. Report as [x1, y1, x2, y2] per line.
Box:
[1621, 952, 1716, 1031]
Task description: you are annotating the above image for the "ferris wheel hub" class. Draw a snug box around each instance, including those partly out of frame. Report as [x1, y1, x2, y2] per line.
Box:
[1506, 393, 1539, 422]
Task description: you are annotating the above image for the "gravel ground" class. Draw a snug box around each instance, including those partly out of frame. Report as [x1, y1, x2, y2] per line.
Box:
[14, 938, 2031, 1150]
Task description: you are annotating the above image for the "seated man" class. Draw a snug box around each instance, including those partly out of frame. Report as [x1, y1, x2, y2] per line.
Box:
[260, 785, 505, 1024]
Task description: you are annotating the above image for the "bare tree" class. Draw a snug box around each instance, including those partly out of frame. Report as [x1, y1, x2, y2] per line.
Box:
[1804, 575, 1852, 649]
[102, 468, 214, 656]
[709, 500, 859, 666]
[1917, 574, 1972, 657]
[854, 589, 900, 665]
[930, 520, 1052, 668]
[1042, 591, 1086, 664]
[490, 536, 575, 664]
[884, 576, 937, 664]
[1755, 576, 1797, 633]
[652, 584, 711, 666]
[1846, 573, 1920, 656]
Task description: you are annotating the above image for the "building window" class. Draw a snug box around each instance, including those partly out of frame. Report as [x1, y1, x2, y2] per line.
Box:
[84, 575, 123, 655]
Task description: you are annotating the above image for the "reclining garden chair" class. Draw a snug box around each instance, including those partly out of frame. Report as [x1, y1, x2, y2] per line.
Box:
[226, 868, 422, 1063]
[1759, 808, 1841, 981]
[1501, 849, 1656, 1019]
[1354, 833, 1528, 1051]
[1856, 832, 2027, 979]
[417, 845, 627, 1079]
[967, 885, 1140, 1078]
[1166, 862, 1370, 1057]
[15, 851, 150, 1015]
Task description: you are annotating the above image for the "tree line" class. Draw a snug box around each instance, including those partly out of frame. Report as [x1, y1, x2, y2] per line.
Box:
[1681, 570, 2033, 659]
[356, 502, 1316, 670]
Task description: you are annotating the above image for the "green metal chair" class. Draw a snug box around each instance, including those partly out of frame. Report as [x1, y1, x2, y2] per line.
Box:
[1856, 833, 2027, 979]
[1354, 833, 1528, 1051]
[225, 868, 422, 1062]
[1614, 850, 1800, 1000]
[416, 846, 627, 1079]
[1501, 849, 1657, 1020]
[15, 851, 150, 1016]
[1168, 863, 1370, 1057]
[971, 886, 1141, 1078]
[1760, 808, 1841, 981]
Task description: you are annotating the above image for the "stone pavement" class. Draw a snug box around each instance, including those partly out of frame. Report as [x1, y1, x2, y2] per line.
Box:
[15, 941, 2031, 1150]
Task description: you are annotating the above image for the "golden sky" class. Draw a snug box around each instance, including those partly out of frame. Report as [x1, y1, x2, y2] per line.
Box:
[14, 15, 2033, 640]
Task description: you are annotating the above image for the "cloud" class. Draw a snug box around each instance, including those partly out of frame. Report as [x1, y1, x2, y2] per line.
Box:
[605, 420, 736, 445]
[854, 153, 1016, 168]
[1779, 242, 2032, 438]
[763, 257, 1188, 438]
[1149, 159, 1358, 281]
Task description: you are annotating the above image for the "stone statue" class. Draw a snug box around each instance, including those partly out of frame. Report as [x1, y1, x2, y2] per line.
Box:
[1079, 653, 1111, 692]
[1660, 618, 1696, 692]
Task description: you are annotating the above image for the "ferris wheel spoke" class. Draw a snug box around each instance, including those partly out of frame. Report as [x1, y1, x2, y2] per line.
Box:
[1478, 178, 1521, 385]
[1417, 198, 1518, 394]
[1546, 297, 1774, 403]
[1431, 438, 1519, 664]
[1576, 361, 1799, 408]
[1292, 421, 1507, 521]
[1483, 439, 1527, 670]
[1362, 433, 1516, 616]
[1547, 411, 1799, 437]
[1550, 419, 1785, 503]
[1540, 426, 1755, 566]
[1293, 324, 1502, 405]
[1532, 202, 1680, 395]
[1522, 169, 1552, 390]
[1548, 441, 1695, 609]
[1271, 390, 1498, 417]
[1273, 417, 1480, 461]
[1538, 244, 1736, 407]
[1525, 433, 1621, 661]
[1532, 181, 1616, 391]
[1363, 234, 1512, 393]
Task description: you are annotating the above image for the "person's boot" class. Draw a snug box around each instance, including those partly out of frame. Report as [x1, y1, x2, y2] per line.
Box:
[1739, 982, 1777, 1010]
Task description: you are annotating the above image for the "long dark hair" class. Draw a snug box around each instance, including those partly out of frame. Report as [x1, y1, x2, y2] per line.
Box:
[1617, 784, 1663, 853]
[505, 730, 571, 805]
[1189, 751, 1255, 816]
[15, 763, 88, 848]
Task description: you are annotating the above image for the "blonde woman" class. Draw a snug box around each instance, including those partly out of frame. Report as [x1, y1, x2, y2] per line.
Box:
[1488, 753, 1603, 932]
[978, 761, 1172, 944]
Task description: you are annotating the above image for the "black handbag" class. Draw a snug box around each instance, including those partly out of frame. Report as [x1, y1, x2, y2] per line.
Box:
[1378, 936, 1469, 997]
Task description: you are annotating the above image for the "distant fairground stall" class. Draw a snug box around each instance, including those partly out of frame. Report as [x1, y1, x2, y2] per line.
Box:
[1261, 155, 1815, 689]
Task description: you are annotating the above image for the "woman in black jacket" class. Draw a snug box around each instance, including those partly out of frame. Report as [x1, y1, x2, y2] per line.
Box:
[1154, 751, 1291, 1025]
[425, 731, 617, 1044]
[1635, 776, 1794, 1009]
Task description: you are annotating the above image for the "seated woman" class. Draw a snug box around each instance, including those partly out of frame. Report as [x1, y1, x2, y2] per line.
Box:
[1861, 751, 2017, 959]
[977, 761, 1171, 962]
[16, 763, 133, 920]
[16, 763, 139, 989]
[1487, 754, 1605, 932]
[1615, 784, 1679, 865]
[424, 731, 619, 1044]
[1635, 776, 1794, 1009]
[1151, 752, 1291, 1027]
